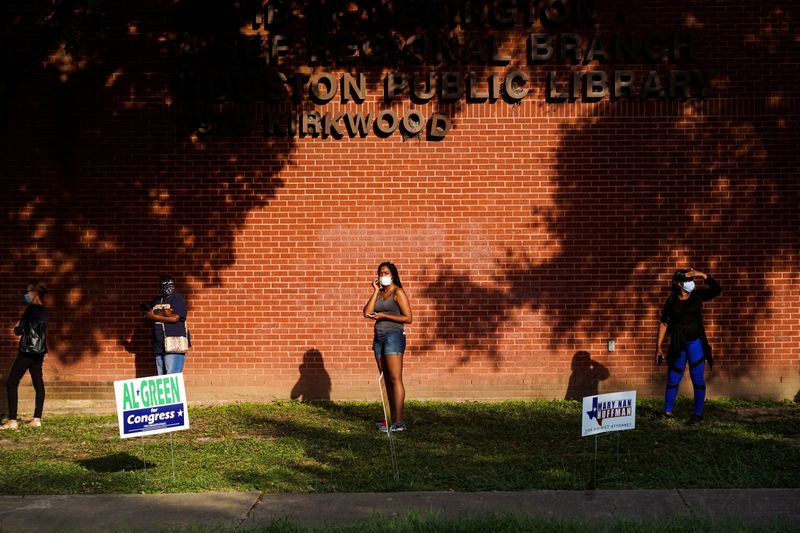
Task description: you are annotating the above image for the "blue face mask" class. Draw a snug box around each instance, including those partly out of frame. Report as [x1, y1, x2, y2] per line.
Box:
[682, 280, 696, 293]
[23, 293, 34, 304]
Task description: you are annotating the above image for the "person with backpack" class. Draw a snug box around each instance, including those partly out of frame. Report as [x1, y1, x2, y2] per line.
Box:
[1, 281, 49, 430]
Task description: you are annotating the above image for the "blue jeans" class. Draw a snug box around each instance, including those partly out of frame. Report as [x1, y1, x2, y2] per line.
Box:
[373, 329, 406, 358]
[156, 353, 185, 375]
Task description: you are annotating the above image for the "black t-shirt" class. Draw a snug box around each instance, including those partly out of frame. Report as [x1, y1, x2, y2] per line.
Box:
[661, 294, 704, 341]
[660, 276, 721, 342]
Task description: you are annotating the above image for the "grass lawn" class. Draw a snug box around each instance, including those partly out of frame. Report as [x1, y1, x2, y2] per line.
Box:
[0, 398, 798, 495]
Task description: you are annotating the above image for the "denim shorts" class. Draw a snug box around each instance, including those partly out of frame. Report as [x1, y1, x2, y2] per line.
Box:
[373, 329, 406, 358]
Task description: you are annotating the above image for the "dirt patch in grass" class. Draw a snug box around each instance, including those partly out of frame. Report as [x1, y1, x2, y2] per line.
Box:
[0, 437, 30, 450]
[715, 405, 800, 423]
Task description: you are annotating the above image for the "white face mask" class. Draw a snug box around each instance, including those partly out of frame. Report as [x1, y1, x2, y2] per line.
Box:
[682, 280, 696, 293]
[380, 275, 393, 287]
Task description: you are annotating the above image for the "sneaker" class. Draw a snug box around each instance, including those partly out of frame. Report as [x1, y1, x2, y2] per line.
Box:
[687, 414, 703, 426]
[375, 420, 388, 432]
[0, 420, 19, 431]
[28, 418, 42, 428]
[390, 422, 407, 433]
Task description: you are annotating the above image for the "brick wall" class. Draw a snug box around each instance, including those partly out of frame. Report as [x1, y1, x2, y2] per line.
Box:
[1, 1, 798, 414]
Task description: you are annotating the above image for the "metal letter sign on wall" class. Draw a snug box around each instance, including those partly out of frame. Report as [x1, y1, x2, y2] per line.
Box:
[114, 374, 190, 439]
[177, 1, 709, 140]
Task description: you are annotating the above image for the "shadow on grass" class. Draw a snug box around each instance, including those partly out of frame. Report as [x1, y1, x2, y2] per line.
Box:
[77, 452, 149, 473]
[2, 400, 799, 495]
[222, 399, 800, 492]
[223, 401, 596, 492]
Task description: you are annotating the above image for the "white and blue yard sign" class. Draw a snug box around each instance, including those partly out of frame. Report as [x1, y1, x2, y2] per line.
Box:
[581, 390, 636, 437]
[114, 373, 190, 439]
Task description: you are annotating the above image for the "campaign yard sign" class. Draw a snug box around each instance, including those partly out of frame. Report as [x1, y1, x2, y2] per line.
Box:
[114, 373, 190, 439]
[581, 390, 637, 437]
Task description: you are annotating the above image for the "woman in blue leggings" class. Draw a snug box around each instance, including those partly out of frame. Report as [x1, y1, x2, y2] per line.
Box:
[655, 268, 722, 425]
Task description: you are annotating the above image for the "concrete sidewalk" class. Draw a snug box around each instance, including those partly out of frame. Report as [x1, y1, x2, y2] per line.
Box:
[0, 489, 798, 531]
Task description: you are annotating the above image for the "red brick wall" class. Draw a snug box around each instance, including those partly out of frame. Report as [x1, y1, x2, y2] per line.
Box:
[1, 1, 798, 413]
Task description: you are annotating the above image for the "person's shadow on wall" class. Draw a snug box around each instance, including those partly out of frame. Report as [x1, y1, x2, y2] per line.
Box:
[290, 349, 331, 401]
[564, 350, 610, 401]
[120, 317, 157, 378]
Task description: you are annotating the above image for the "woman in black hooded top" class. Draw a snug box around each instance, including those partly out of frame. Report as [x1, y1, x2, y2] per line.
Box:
[1, 281, 49, 430]
[655, 268, 721, 425]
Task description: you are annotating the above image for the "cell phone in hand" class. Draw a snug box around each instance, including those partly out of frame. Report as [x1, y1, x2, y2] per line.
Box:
[657, 354, 663, 366]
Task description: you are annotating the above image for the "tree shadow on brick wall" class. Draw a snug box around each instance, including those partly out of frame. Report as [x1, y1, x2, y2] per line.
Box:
[534, 113, 798, 380]
[0, 1, 296, 366]
[423, 113, 799, 377]
[420, 1, 800, 380]
[0, 0, 533, 367]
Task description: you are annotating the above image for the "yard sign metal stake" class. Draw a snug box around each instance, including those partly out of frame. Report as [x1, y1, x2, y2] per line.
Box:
[378, 372, 400, 482]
